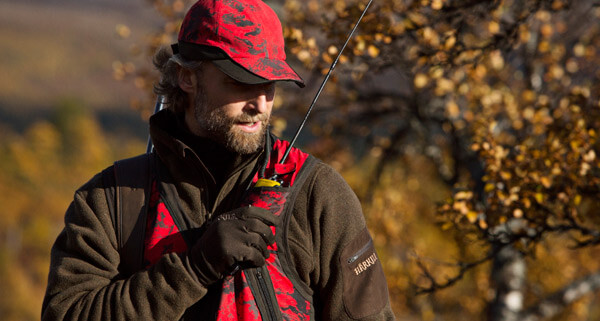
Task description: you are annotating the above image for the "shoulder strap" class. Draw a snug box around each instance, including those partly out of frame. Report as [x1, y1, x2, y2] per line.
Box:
[280, 154, 317, 222]
[103, 153, 155, 276]
[278, 155, 319, 299]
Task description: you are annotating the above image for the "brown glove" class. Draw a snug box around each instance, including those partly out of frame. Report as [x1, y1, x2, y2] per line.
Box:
[189, 206, 279, 286]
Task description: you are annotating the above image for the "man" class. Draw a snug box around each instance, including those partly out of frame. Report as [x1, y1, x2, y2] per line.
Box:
[42, 0, 395, 320]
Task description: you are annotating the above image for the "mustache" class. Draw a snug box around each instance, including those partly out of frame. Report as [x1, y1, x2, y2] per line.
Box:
[234, 113, 269, 123]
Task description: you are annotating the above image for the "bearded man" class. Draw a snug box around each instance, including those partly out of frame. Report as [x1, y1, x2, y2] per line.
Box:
[42, 0, 395, 320]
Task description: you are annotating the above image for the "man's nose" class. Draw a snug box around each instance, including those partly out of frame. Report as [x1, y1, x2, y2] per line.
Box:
[254, 92, 269, 114]
[247, 84, 274, 113]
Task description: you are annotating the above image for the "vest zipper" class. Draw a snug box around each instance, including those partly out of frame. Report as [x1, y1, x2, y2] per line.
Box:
[255, 267, 278, 321]
[347, 239, 373, 264]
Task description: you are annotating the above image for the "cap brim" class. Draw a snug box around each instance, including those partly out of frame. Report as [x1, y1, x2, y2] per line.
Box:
[170, 54, 204, 70]
[174, 42, 305, 88]
[212, 58, 305, 88]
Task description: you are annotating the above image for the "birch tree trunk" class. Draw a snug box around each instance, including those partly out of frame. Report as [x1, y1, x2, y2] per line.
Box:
[520, 272, 600, 321]
[488, 244, 526, 321]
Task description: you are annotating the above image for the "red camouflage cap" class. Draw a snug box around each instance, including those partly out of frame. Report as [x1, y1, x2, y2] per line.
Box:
[172, 0, 304, 87]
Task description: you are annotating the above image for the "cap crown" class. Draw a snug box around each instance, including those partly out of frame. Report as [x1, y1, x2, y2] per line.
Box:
[178, 0, 300, 82]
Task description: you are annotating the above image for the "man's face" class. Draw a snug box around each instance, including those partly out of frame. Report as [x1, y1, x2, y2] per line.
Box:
[189, 62, 275, 154]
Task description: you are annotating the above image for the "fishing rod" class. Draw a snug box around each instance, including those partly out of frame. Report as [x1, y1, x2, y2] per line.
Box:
[147, 0, 374, 182]
[257, 0, 374, 186]
[146, 95, 165, 154]
[281, 0, 373, 164]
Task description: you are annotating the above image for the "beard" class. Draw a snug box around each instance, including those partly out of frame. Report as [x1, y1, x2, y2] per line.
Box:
[193, 90, 269, 155]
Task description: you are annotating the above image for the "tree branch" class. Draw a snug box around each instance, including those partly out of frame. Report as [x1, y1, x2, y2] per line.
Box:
[414, 248, 497, 294]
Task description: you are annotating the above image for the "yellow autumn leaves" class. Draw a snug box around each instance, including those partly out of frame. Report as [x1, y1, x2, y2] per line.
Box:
[0, 102, 143, 320]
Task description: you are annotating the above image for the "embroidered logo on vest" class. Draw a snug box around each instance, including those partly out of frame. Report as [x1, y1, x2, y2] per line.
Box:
[353, 253, 378, 276]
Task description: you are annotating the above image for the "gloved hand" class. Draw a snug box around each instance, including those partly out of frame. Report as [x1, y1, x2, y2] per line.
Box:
[189, 206, 280, 286]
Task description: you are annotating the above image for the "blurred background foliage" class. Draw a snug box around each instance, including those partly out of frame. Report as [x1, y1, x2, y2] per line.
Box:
[0, 100, 143, 319]
[1, 0, 599, 320]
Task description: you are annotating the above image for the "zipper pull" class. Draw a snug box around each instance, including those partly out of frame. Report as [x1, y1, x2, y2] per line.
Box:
[254, 178, 281, 187]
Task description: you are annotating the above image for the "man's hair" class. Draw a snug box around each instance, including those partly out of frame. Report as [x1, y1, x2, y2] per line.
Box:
[153, 47, 204, 115]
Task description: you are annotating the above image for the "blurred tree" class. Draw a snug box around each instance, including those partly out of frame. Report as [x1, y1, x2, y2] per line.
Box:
[283, 0, 600, 320]
[118, 0, 600, 320]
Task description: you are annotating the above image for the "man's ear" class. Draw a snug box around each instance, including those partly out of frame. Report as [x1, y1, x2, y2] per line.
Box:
[177, 66, 197, 94]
